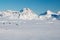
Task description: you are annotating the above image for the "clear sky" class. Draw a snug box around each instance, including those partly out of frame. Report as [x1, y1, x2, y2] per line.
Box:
[0, 0, 60, 14]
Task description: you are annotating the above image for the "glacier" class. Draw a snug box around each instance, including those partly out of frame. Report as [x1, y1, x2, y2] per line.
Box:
[0, 8, 60, 40]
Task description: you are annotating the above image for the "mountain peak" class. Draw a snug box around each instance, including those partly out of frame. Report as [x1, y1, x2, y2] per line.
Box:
[22, 8, 32, 14]
[47, 10, 53, 15]
[19, 8, 38, 20]
[20, 8, 31, 13]
[23, 8, 30, 11]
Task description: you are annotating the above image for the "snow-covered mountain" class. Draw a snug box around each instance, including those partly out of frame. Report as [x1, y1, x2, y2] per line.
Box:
[39, 10, 56, 20]
[39, 10, 60, 20]
[19, 8, 38, 20]
[0, 8, 60, 20]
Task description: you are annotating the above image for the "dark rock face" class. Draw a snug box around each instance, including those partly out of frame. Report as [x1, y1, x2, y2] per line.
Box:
[52, 14, 60, 20]
[40, 12, 47, 15]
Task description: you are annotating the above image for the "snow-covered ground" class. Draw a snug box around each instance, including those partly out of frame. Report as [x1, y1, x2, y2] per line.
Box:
[0, 8, 60, 40]
[0, 20, 60, 40]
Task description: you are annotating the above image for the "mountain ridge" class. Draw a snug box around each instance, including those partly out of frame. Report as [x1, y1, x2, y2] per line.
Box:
[0, 8, 60, 20]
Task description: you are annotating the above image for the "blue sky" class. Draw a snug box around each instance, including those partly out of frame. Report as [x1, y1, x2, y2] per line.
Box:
[0, 0, 60, 14]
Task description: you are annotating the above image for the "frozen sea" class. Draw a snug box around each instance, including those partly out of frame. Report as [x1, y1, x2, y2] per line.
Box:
[0, 19, 60, 40]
